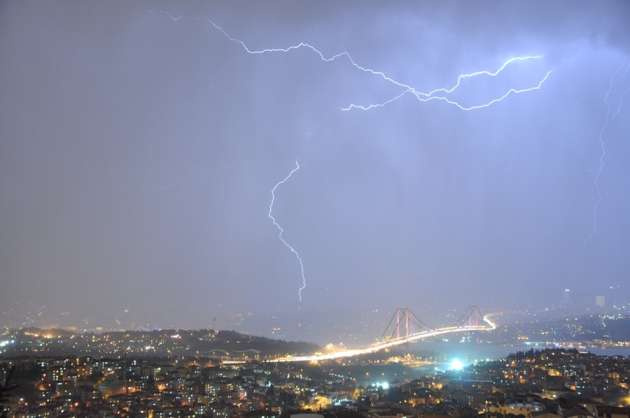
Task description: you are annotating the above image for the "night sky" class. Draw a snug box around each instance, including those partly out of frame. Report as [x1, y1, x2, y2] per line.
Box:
[1, 1, 630, 343]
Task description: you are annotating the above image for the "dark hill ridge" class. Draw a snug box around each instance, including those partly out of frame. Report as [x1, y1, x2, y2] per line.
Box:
[1, 328, 320, 358]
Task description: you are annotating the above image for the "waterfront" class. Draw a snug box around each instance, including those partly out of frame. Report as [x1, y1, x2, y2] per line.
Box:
[411, 341, 630, 367]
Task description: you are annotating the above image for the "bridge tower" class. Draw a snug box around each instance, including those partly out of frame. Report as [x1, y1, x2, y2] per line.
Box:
[382, 308, 429, 340]
[459, 305, 483, 327]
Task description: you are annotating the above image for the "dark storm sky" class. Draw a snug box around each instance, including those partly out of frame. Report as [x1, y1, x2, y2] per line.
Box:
[1, 1, 630, 342]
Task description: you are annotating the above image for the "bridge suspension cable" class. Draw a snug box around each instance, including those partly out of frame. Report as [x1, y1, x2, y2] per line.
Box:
[268, 311, 497, 363]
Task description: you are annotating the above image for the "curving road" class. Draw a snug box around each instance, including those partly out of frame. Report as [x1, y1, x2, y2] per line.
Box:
[268, 315, 497, 363]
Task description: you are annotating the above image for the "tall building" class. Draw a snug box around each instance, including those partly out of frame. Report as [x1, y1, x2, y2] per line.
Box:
[561, 288, 571, 307]
[595, 295, 605, 308]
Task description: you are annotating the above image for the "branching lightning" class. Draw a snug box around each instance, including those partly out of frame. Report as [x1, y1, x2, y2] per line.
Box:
[205, 18, 552, 112]
[268, 161, 307, 302]
[591, 61, 630, 238]
[341, 59, 552, 112]
[154, 11, 553, 303]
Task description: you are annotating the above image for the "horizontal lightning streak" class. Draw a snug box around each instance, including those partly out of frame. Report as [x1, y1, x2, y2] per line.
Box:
[426, 55, 544, 97]
[342, 70, 553, 112]
[205, 18, 551, 112]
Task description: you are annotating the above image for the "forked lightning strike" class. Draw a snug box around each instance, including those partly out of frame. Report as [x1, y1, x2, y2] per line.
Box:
[268, 161, 307, 302]
[205, 18, 552, 112]
[155, 11, 553, 303]
[342, 70, 553, 112]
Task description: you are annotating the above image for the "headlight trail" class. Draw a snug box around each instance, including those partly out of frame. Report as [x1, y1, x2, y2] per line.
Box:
[591, 61, 630, 239]
[204, 18, 551, 112]
[268, 161, 307, 303]
[268, 315, 497, 363]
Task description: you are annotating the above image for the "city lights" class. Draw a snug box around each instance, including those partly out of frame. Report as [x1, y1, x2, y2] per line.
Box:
[448, 358, 465, 371]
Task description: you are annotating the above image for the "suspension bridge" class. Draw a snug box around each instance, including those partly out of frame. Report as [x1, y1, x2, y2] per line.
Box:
[268, 306, 496, 363]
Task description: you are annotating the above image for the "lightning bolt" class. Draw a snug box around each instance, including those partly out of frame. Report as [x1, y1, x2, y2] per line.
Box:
[153, 11, 553, 302]
[342, 69, 553, 111]
[205, 18, 552, 112]
[268, 161, 307, 302]
[591, 61, 630, 238]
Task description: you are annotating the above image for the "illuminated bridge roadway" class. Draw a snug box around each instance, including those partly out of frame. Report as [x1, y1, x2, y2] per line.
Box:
[267, 313, 497, 363]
